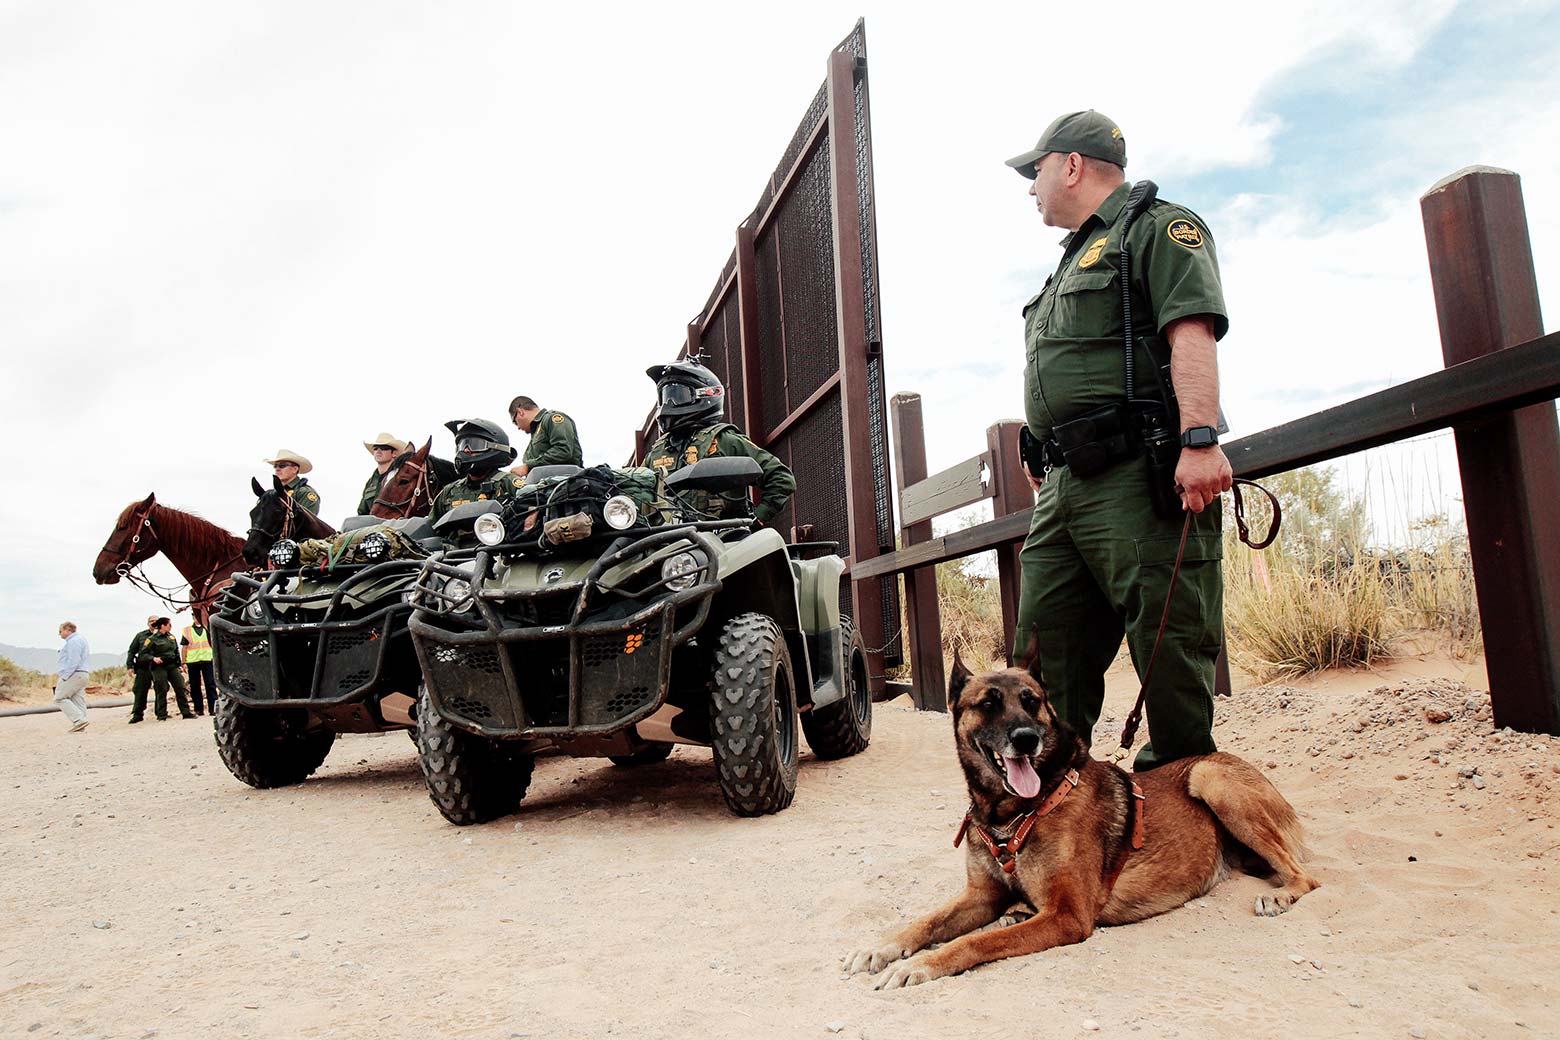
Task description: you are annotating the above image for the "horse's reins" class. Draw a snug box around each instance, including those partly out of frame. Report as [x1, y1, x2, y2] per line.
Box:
[1112, 477, 1281, 760]
[372, 458, 433, 518]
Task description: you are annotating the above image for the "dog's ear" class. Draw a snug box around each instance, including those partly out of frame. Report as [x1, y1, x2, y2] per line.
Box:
[1020, 623, 1045, 689]
[949, 647, 973, 704]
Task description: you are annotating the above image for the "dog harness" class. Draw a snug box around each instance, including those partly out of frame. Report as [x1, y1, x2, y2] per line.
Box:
[956, 769, 1145, 880]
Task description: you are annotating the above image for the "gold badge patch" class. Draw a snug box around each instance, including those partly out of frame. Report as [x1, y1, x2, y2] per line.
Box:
[1077, 236, 1109, 269]
[552, 414, 565, 423]
[1166, 219, 1204, 248]
[684, 446, 700, 466]
[653, 456, 675, 470]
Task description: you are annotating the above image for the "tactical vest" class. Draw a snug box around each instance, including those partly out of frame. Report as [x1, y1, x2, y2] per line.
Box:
[644, 423, 748, 520]
[182, 625, 213, 663]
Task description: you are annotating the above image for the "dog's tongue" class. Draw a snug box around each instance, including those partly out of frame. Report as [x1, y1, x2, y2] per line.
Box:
[1003, 756, 1043, 799]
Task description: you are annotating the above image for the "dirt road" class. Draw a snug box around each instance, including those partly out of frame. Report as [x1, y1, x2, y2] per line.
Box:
[2, 657, 1555, 1040]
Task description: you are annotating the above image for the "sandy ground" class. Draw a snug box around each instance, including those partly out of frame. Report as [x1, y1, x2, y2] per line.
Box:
[2, 652, 1556, 1040]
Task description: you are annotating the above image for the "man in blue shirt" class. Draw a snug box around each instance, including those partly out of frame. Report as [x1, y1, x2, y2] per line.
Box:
[55, 621, 91, 733]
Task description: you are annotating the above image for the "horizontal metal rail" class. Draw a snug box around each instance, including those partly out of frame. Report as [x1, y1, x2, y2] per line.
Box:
[853, 329, 1560, 582]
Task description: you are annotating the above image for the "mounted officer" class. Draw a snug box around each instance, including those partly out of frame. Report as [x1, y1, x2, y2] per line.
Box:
[639, 362, 795, 526]
[357, 433, 413, 515]
[263, 449, 321, 516]
[508, 396, 584, 479]
[429, 418, 522, 524]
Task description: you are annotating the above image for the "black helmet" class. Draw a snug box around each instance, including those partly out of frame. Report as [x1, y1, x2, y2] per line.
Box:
[444, 417, 516, 477]
[647, 361, 725, 434]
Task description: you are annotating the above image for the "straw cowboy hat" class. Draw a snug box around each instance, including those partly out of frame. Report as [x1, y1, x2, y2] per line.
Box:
[262, 449, 313, 474]
[362, 432, 410, 455]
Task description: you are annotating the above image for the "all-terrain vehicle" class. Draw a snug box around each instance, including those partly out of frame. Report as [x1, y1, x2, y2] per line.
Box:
[407, 459, 872, 825]
[207, 517, 444, 788]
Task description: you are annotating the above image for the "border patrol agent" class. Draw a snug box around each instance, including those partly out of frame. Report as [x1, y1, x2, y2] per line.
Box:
[430, 418, 522, 523]
[125, 614, 159, 724]
[263, 450, 322, 516]
[358, 433, 413, 515]
[1006, 110, 1233, 770]
[508, 396, 584, 479]
[136, 617, 195, 720]
[640, 362, 796, 526]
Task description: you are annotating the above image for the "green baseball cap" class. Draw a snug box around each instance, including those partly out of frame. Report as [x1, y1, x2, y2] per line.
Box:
[1005, 110, 1127, 178]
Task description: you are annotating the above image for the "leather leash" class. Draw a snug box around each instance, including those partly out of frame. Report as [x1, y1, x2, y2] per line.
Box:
[1112, 477, 1281, 761]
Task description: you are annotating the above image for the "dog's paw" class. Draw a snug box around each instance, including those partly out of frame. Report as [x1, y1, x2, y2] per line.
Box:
[842, 943, 908, 977]
[872, 956, 942, 990]
[1254, 892, 1294, 917]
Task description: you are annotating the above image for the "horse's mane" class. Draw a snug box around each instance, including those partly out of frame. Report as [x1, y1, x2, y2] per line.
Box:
[147, 501, 247, 557]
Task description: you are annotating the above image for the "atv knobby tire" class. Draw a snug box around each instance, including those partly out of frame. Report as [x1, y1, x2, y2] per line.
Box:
[415, 686, 535, 826]
[212, 693, 336, 789]
[710, 612, 798, 816]
[800, 617, 872, 759]
[609, 741, 675, 767]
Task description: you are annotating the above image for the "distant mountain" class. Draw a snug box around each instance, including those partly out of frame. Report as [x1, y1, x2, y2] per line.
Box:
[0, 642, 123, 673]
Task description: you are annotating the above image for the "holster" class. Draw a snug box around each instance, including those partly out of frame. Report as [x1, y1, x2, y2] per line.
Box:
[1049, 404, 1137, 478]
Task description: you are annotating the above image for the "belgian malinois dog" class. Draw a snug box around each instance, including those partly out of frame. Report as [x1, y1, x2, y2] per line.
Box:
[843, 650, 1318, 989]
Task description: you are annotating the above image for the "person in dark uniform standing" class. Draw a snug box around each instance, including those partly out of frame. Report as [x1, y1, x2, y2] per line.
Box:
[125, 614, 159, 724]
[639, 362, 795, 525]
[429, 418, 523, 523]
[180, 610, 216, 716]
[1005, 110, 1233, 771]
[508, 396, 584, 479]
[136, 617, 195, 720]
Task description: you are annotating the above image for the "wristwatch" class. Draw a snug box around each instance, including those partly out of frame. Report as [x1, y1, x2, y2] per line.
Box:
[1180, 425, 1219, 449]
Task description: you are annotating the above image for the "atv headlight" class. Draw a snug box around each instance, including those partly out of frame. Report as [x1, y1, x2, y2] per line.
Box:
[474, 512, 506, 546]
[267, 539, 299, 568]
[243, 599, 264, 622]
[443, 577, 473, 610]
[603, 495, 638, 531]
[359, 531, 391, 561]
[660, 551, 702, 592]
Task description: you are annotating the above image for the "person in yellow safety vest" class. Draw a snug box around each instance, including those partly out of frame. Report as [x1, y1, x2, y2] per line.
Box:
[180, 610, 216, 717]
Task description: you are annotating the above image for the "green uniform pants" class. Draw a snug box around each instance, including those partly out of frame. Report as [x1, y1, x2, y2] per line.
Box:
[147, 667, 193, 719]
[1015, 453, 1224, 770]
[130, 668, 152, 721]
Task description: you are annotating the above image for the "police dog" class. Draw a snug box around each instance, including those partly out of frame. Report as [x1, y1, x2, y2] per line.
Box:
[843, 649, 1317, 989]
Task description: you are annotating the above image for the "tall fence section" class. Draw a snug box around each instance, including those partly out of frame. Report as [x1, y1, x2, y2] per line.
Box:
[861, 166, 1560, 736]
[636, 20, 901, 685]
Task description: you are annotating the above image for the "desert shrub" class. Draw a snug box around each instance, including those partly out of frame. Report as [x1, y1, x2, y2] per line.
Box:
[0, 657, 49, 702]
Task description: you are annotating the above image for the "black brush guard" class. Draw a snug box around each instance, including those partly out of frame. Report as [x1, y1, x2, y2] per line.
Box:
[210, 558, 429, 708]
[408, 524, 740, 740]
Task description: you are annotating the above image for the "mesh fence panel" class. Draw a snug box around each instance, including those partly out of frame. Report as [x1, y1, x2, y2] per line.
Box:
[754, 228, 788, 435]
[777, 140, 840, 412]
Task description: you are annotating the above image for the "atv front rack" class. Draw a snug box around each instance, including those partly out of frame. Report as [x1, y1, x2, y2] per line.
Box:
[210, 557, 433, 707]
[408, 523, 743, 739]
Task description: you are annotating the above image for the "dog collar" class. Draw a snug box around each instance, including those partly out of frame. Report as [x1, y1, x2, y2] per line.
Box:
[955, 768, 1080, 874]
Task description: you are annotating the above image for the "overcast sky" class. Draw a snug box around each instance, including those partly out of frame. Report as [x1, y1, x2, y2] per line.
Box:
[3, 0, 1557, 648]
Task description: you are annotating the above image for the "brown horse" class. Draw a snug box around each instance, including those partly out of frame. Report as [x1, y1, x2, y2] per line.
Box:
[243, 476, 338, 565]
[93, 493, 250, 615]
[368, 438, 454, 519]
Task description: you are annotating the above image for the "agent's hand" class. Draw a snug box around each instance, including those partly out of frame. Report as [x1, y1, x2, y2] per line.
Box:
[1021, 461, 1044, 493]
[152, 657, 164, 665]
[509, 463, 530, 478]
[1175, 446, 1233, 513]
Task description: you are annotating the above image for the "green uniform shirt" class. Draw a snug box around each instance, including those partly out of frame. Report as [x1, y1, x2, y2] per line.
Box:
[641, 423, 796, 525]
[357, 450, 414, 515]
[135, 631, 180, 669]
[524, 409, 584, 469]
[126, 629, 154, 669]
[428, 471, 522, 524]
[281, 476, 322, 517]
[1022, 181, 1228, 441]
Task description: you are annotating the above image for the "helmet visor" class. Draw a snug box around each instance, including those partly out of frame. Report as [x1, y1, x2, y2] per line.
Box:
[456, 435, 504, 453]
[659, 384, 697, 407]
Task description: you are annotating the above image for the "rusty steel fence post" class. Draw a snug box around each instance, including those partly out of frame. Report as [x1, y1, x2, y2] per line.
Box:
[891, 393, 945, 710]
[1422, 166, 1560, 734]
[986, 421, 1032, 665]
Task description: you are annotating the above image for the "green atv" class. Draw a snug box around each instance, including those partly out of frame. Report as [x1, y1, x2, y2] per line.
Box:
[407, 459, 872, 825]
[208, 518, 444, 788]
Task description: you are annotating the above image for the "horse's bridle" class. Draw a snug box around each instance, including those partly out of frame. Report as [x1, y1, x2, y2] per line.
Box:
[110, 501, 243, 610]
[107, 500, 159, 578]
[247, 488, 300, 546]
[372, 457, 433, 519]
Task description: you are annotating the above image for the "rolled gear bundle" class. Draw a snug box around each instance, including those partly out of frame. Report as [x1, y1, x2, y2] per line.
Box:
[295, 524, 431, 568]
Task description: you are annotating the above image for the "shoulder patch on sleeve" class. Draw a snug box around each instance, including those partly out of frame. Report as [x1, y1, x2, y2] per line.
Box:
[552, 413, 565, 423]
[1166, 218, 1205, 249]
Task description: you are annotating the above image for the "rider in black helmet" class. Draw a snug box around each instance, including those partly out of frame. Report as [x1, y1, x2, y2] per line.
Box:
[640, 361, 796, 526]
[429, 418, 522, 523]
